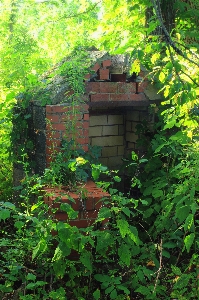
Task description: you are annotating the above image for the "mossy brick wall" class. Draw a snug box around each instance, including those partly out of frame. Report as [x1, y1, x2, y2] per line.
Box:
[45, 104, 89, 167]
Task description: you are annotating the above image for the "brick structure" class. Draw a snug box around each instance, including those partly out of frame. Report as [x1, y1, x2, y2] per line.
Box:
[13, 51, 161, 225]
[43, 180, 110, 228]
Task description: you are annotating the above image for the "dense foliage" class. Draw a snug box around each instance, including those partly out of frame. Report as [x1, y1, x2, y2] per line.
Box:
[0, 0, 199, 299]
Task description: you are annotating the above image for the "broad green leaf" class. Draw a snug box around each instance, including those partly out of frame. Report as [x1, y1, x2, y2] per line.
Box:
[159, 71, 165, 83]
[175, 205, 190, 223]
[117, 285, 130, 294]
[152, 189, 163, 198]
[93, 289, 100, 300]
[98, 207, 111, 220]
[26, 273, 36, 281]
[135, 286, 151, 296]
[105, 285, 114, 294]
[52, 246, 63, 262]
[171, 265, 182, 276]
[32, 239, 47, 260]
[96, 232, 113, 251]
[80, 251, 92, 272]
[184, 233, 195, 253]
[0, 209, 10, 221]
[118, 243, 131, 266]
[184, 214, 194, 231]
[110, 288, 117, 299]
[117, 219, 130, 238]
[122, 207, 131, 217]
[53, 259, 66, 278]
[129, 225, 140, 245]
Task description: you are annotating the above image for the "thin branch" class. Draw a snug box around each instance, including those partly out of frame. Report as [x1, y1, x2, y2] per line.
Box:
[151, 0, 199, 68]
[53, 1, 101, 22]
[153, 238, 163, 294]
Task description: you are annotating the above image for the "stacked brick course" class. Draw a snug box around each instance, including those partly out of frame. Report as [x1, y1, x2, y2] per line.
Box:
[43, 180, 110, 228]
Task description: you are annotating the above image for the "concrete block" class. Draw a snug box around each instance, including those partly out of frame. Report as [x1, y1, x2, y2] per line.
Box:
[126, 121, 132, 131]
[108, 115, 123, 125]
[118, 146, 125, 156]
[99, 157, 108, 166]
[91, 136, 124, 147]
[89, 126, 103, 137]
[102, 125, 118, 136]
[108, 156, 123, 167]
[102, 146, 118, 157]
[118, 124, 124, 135]
[126, 132, 138, 143]
[89, 115, 108, 126]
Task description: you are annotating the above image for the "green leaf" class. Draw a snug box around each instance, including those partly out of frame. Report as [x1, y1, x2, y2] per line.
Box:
[32, 239, 47, 260]
[113, 176, 121, 182]
[53, 259, 66, 278]
[80, 251, 92, 272]
[96, 232, 113, 251]
[175, 205, 190, 223]
[184, 233, 195, 253]
[117, 219, 130, 238]
[94, 274, 110, 283]
[93, 289, 100, 300]
[152, 189, 163, 198]
[92, 168, 100, 180]
[118, 243, 131, 266]
[184, 214, 194, 231]
[135, 286, 151, 296]
[105, 285, 114, 294]
[117, 285, 130, 294]
[171, 265, 182, 276]
[129, 225, 140, 245]
[110, 288, 117, 299]
[60, 203, 78, 219]
[122, 207, 131, 217]
[98, 207, 111, 220]
[0, 208, 10, 221]
[159, 71, 165, 82]
[26, 273, 36, 281]
[14, 221, 24, 230]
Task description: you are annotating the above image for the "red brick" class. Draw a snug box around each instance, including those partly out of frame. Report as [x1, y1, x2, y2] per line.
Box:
[46, 155, 55, 166]
[83, 121, 89, 129]
[138, 81, 149, 93]
[85, 82, 100, 94]
[84, 114, 89, 121]
[47, 115, 60, 123]
[46, 105, 69, 114]
[82, 145, 89, 152]
[92, 63, 101, 72]
[90, 94, 109, 102]
[76, 137, 89, 144]
[69, 219, 91, 228]
[46, 138, 60, 147]
[102, 60, 111, 68]
[52, 123, 66, 131]
[100, 82, 117, 94]
[82, 210, 98, 220]
[118, 82, 136, 94]
[46, 130, 61, 139]
[46, 145, 60, 155]
[128, 93, 147, 101]
[109, 94, 129, 101]
[84, 74, 91, 80]
[99, 68, 109, 80]
[84, 198, 94, 210]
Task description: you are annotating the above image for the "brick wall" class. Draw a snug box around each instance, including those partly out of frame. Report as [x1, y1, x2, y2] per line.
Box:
[45, 104, 89, 167]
